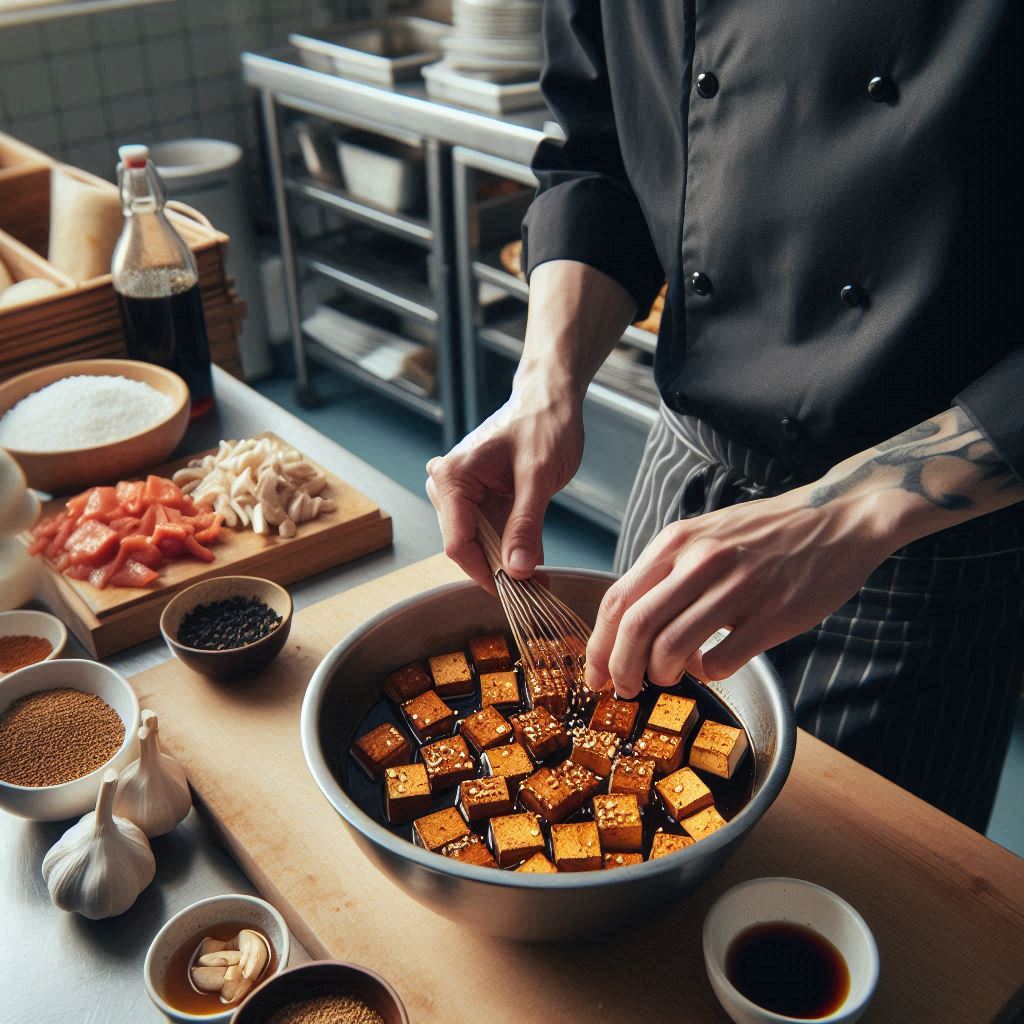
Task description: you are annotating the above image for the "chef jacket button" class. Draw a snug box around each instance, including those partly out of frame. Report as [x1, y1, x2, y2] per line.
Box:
[868, 75, 894, 102]
[696, 72, 719, 98]
[840, 284, 863, 307]
[689, 271, 713, 296]
[780, 418, 802, 441]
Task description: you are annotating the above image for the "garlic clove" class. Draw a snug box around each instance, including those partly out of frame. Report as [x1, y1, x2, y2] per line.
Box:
[112, 711, 191, 838]
[236, 929, 270, 980]
[197, 950, 242, 968]
[197, 938, 230, 957]
[41, 769, 156, 919]
[191, 964, 228, 993]
[219, 963, 255, 1005]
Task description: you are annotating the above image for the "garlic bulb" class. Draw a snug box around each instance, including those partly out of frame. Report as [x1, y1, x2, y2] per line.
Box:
[113, 710, 191, 837]
[41, 769, 156, 919]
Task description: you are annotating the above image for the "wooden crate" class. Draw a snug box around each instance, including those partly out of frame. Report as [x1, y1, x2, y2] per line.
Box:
[0, 133, 244, 382]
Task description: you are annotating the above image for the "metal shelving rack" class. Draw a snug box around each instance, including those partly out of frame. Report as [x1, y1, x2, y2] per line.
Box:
[259, 90, 460, 446]
[453, 147, 659, 533]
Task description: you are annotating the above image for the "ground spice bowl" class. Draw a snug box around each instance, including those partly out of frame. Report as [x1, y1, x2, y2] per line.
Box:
[230, 960, 410, 1024]
[0, 609, 68, 673]
[160, 576, 293, 681]
[0, 658, 140, 820]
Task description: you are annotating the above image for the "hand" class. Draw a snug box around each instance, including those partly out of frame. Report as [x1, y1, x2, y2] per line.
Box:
[426, 380, 584, 591]
[585, 483, 896, 696]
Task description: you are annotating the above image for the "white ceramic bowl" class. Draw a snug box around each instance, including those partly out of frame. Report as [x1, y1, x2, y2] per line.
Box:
[0, 609, 68, 673]
[703, 877, 879, 1024]
[0, 658, 140, 821]
[144, 893, 292, 1023]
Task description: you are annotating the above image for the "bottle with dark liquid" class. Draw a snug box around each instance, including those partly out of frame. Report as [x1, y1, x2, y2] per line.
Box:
[111, 144, 214, 418]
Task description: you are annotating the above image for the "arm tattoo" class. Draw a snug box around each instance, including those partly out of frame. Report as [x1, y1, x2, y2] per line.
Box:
[808, 407, 1020, 510]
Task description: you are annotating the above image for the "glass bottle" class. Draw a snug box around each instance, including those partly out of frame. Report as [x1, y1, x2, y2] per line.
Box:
[111, 143, 214, 417]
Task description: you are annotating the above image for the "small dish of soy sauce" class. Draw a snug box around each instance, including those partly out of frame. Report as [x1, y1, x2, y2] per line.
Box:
[703, 877, 879, 1024]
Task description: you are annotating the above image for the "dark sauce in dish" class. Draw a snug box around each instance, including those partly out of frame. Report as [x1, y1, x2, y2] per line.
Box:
[726, 922, 850, 1019]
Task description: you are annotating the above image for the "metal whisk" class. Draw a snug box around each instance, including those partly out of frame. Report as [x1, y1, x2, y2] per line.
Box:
[474, 509, 595, 714]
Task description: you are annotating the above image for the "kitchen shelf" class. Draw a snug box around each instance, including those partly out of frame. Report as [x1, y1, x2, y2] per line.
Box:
[472, 248, 658, 354]
[303, 335, 443, 422]
[300, 235, 437, 325]
[285, 173, 434, 247]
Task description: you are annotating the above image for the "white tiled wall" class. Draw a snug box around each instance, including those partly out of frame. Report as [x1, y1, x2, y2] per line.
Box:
[0, 0, 380, 179]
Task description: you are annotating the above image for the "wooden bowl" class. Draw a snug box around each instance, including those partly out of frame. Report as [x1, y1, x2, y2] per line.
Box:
[160, 576, 293, 681]
[230, 961, 410, 1024]
[0, 358, 190, 495]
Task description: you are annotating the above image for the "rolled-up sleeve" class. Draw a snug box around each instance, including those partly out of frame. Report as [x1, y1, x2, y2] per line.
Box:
[955, 347, 1024, 483]
[521, 0, 664, 317]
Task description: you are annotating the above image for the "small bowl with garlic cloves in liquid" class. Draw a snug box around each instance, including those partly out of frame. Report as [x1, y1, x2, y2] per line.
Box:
[144, 893, 291, 1022]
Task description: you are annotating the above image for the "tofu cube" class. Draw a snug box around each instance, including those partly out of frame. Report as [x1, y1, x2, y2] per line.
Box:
[634, 728, 685, 775]
[511, 707, 569, 761]
[479, 670, 521, 709]
[551, 821, 602, 872]
[457, 776, 513, 822]
[604, 852, 644, 870]
[571, 728, 621, 777]
[649, 831, 696, 859]
[428, 651, 474, 698]
[592, 793, 643, 852]
[589, 693, 640, 740]
[460, 705, 513, 755]
[647, 694, 699, 739]
[483, 742, 534, 792]
[524, 665, 571, 719]
[689, 720, 750, 779]
[468, 633, 513, 673]
[383, 764, 432, 823]
[655, 767, 715, 822]
[401, 690, 456, 742]
[420, 735, 476, 791]
[682, 805, 728, 842]
[440, 833, 497, 868]
[488, 811, 546, 867]
[413, 806, 470, 852]
[520, 761, 601, 823]
[382, 661, 432, 703]
[351, 722, 412, 780]
[608, 756, 656, 809]
[516, 852, 558, 874]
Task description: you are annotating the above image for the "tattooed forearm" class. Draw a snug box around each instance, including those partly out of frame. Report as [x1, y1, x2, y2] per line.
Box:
[808, 407, 1022, 511]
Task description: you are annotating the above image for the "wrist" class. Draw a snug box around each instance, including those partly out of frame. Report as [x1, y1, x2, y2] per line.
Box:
[514, 349, 588, 405]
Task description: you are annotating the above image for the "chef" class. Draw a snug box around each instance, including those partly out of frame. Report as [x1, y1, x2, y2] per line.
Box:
[427, 1, 1024, 830]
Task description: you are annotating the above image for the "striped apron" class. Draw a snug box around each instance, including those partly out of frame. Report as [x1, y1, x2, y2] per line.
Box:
[617, 404, 1024, 831]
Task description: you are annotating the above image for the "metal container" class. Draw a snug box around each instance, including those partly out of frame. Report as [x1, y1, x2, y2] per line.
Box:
[335, 134, 424, 212]
[290, 17, 446, 85]
[301, 570, 796, 942]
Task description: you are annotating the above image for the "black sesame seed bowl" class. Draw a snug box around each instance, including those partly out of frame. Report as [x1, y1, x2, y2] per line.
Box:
[160, 576, 293, 681]
[301, 568, 796, 942]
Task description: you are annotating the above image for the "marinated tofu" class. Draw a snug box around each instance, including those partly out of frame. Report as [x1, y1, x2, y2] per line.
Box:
[428, 651, 474, 698]
[489, 811, 546, 868]
[383, 764, 432, 823]
[401, 690, 456, 742]
[483, 741, 534, 792]
[351, 722, 412, 780]
[656, 767, 715, 822]
[551, 821, 602, 872]
[382, 661, 432, 703]
[468, 633, 513, 673]
[413, 807, 470, 852]
[689, 720, 749, 779]
[608, 755, 656, 809]
[420, 735, 476, 791]
[461, 705, 513, 755]
[480, 670, 520, 709]
[593, 793, 643, 852]
[516, 852, 558, 874]
[571, 727, 621, 777]
[647, 693, 699, 740]
[440, 832, 497, 868]
[511, 706, 569, 760]
[457, 776, 513, 822]
[589, 693, 640, 740]
[649, 832, 696, 859]
[634, 728, 685, 775]
[682, 805, 728, 842]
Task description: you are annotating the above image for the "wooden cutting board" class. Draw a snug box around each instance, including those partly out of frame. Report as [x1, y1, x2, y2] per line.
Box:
[30, 432, 392, 657]
[129, 554, 1024, 1024]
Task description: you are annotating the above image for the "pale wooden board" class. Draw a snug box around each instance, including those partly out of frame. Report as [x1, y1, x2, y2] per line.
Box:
[28, 432, 392, 657]
[129, 554, 1024, 1024]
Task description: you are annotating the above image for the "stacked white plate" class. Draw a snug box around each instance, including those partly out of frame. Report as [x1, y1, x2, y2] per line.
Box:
[441, 0, 543, 82]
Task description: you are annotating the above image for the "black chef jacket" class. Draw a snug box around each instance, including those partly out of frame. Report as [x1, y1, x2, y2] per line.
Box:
[521, 0, 1024, 482]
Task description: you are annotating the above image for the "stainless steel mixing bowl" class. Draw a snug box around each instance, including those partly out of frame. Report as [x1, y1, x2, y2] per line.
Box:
[300, 569, 796, 941]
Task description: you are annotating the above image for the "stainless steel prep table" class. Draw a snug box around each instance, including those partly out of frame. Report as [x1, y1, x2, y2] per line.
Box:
[0, 367, 442, 1024]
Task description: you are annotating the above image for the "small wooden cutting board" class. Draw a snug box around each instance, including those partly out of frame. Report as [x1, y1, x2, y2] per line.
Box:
[28, 432, 392, 657]
[129, 554, 1024, 1024]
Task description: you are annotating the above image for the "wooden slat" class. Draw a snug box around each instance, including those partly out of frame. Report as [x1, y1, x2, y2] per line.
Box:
[128, 554, 1024, 1024]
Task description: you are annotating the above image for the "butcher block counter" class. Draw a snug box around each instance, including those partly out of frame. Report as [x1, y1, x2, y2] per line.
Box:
[2, 371, 1022, 1024]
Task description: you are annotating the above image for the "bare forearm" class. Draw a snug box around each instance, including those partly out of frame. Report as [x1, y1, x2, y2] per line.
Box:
[518, 260, 637, 400]
[808, 406, 1024, 551]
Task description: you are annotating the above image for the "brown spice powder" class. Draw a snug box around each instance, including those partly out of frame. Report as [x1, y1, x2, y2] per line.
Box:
[0, 687, 125, 787]
[267, 994, 386, 1024]
[0, 634, 53, 673]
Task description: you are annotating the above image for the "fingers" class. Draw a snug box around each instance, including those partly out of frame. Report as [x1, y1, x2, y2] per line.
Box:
[425, 464, 495, 593]
[501, 483, 548, 579]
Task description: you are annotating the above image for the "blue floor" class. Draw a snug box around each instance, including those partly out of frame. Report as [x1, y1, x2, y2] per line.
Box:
[257, 367, 1022, 857]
